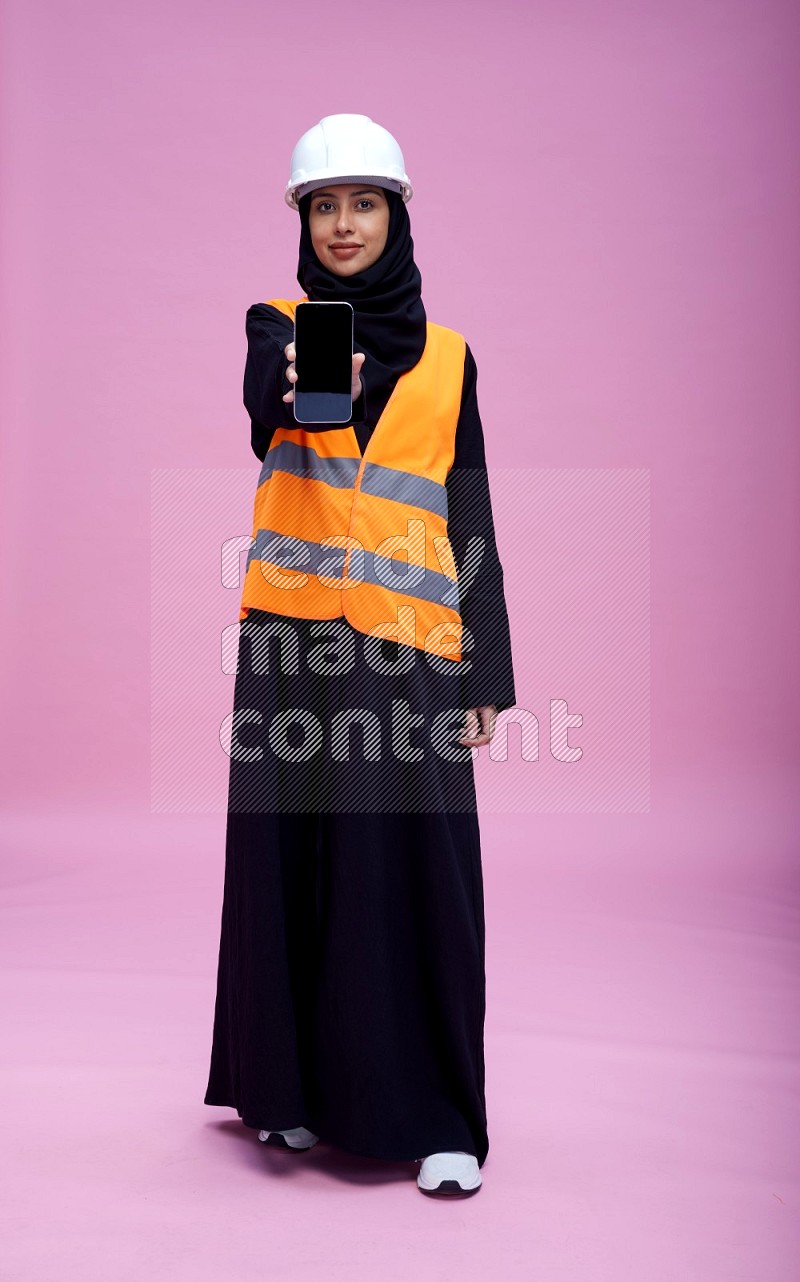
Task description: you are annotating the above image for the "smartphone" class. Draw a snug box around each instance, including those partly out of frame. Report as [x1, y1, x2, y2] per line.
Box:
[293, 301, 354, 424]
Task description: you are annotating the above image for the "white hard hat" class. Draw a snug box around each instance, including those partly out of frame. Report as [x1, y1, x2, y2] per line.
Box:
[285, 113, 413, 211]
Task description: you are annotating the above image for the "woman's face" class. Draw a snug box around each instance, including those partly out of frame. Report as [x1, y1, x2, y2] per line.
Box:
[307, 183, 390, 275]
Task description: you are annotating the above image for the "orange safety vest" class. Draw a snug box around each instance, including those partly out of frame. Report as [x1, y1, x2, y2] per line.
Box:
[240, 297, 467, 663]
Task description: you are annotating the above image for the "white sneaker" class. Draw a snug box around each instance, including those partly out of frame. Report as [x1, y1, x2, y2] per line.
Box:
[416, 1151, 482, 1195]
[257, 1125, 319, 1151]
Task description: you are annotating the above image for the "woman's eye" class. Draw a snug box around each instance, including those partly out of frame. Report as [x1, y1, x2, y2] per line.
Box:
[316, 199, 374, 212]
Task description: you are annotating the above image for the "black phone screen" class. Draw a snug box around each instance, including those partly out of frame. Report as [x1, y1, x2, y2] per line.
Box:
[294, 302, 353, 394]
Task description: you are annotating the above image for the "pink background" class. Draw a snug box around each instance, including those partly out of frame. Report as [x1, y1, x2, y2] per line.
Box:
[2, 0, 799, 1277]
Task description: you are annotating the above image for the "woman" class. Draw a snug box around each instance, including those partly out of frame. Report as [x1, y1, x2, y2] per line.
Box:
[204, 114, 516, 1197]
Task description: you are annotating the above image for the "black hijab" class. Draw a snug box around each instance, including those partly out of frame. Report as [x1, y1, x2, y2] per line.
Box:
[296, 187, 427, 423]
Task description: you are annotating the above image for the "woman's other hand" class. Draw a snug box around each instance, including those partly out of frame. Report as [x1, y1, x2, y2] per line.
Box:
[282, 341, 366, 403]
[458, 705, 498, 747]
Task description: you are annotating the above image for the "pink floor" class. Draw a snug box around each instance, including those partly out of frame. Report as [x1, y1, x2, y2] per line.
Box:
[2, 765, 798, 1280]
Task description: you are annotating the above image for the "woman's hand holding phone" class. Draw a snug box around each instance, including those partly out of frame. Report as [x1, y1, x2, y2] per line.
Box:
[282, 341, 366, 404]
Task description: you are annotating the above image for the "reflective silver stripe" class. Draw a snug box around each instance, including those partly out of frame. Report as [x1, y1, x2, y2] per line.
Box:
[246, 530, 349, 579]
[360, 461, 449, 519]
[246, 530, 460, 610]
[257, 444, 449, 520]
[258, 441, 360, 490]
[356, 548, 460, 609]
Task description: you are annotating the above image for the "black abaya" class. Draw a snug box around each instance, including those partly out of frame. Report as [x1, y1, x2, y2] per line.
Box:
[203, 297, 515, 1167]
[205, 621, 490, 1163]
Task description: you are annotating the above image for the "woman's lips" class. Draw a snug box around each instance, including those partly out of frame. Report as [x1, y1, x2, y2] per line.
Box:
[331, 245, 362, 256]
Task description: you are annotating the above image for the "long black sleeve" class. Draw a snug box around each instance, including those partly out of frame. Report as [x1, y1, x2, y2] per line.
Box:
[446, 344, 517, 714]
[244, 302, 367, 462]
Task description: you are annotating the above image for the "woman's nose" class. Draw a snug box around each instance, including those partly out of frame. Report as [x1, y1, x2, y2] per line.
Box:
[336, 211, 354, 233]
